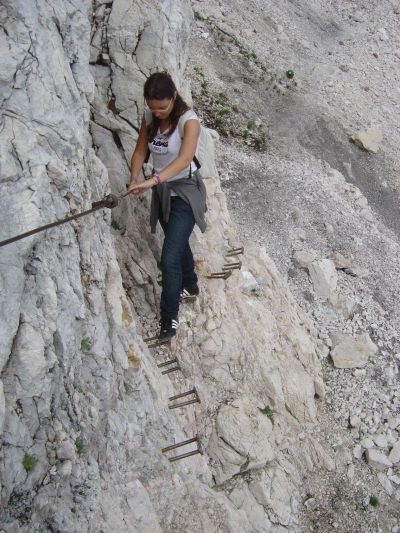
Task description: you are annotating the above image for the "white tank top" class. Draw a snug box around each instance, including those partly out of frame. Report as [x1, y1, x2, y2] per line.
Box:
[145, 109, 199, 182]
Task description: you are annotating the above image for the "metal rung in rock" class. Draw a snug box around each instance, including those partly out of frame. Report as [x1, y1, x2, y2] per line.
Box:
[225, 246, 244, 257]
[222, 260, 242, 271]
[207, 270, 232, 280]
[162, 436, 202, 462]
[168, 388, 200, 410]
[158, 358, 181, 375]
[157, 358, 178, 368]
[181, 295, 197, 304]
[144, 334, 171, 349]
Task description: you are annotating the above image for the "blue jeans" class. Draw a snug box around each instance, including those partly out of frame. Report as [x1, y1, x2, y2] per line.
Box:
[159, 197, 198, 319]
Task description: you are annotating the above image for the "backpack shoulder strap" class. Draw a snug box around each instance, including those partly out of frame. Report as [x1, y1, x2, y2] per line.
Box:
[177, 111, 201, 170]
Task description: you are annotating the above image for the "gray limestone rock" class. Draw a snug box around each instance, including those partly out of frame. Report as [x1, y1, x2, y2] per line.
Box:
[365, 449, 393, 471]
[330, 332, 378, 368]
[351, 127, 383, 153]
[292, 250, 318, 268]
[210, 397, 275, 483]
[329, 251, 351, 270]
[388, 441, 400, 464]
[308, 259, 338, 300]
[57, 441, 76, 461]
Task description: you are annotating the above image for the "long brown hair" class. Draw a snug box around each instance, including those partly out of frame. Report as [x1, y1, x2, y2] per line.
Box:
[144, 72, 189, 141]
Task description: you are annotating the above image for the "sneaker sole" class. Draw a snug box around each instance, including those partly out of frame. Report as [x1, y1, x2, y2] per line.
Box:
[159, 331, 177, 342]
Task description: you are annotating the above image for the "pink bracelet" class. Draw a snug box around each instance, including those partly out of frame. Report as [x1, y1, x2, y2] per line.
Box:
[154, 174, 161, 185]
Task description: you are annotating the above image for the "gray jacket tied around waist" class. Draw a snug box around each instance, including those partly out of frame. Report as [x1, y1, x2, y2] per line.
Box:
[150, 170, 208, 234]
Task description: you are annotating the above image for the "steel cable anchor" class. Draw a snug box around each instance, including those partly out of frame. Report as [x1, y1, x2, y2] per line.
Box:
[0, 193, 120, 248]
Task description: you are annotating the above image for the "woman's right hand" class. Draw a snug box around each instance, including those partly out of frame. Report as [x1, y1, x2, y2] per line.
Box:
[128, 176, 147, 198]
[128, 176, 140, 190]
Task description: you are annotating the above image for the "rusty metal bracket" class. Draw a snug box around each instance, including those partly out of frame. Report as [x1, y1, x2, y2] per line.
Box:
[144, 335, 171, 349]
[225, 246, 244, 257]
[157, 357, 181, 375]
[157, 358, 178, 368]
[91, 193, 119, 209]
[168, 387, 200, 410]
[222, 260, 242, 271]
[206, 270, 232, 280]
[181, 295, 197, 304]
[162, 436, 202, 462]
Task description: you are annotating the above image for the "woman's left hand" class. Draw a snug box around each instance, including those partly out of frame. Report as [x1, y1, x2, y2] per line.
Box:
[128, 179, 154, 198]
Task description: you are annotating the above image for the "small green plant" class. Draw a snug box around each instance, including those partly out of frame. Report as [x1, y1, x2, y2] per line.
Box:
[75, 437, 85, 456]
[110, 217, 121, 230]
[194, 10, 207, 21]
[218, 107, 231, 116]
[286, 69, 295, 79]
[254, 132, 267, 149]
[23, 453, 37, 473]
[239, 48, 250, 59]
[186, 319, 193, 328]
[193, 62, 267, 149]
[81, 336, 92, 352]
[156, 271, 163, 287]
[369, 496, 380, 508]
[259, 405, 274, 418]
[124, 382, 133, 395]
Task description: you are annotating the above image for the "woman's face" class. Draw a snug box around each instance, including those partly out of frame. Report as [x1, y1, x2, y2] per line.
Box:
[146, 97, 175, 120]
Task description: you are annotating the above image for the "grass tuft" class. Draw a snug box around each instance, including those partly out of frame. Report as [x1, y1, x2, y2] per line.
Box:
[110, 217, 121, 230]
[23, 453, 37, 473]
[369, 496, 380, 508]
[259, 405, 274, 418]
[81, 336, 92, 352]
[194, 10, 207, 22]
[75, 437, 85, 456]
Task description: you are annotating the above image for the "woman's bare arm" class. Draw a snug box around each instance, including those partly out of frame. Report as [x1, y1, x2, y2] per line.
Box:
[129, 117, 149, 185]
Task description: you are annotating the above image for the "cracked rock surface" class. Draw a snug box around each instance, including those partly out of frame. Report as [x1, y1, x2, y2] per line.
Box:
[0, 1, 333, 531]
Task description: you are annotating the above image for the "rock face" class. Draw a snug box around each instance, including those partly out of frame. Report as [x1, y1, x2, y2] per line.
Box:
[0, 1, 326, 531]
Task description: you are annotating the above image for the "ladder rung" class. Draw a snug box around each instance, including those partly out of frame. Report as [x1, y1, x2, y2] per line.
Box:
[225, 246, 244, 257]
[168, 388, 197, 401]
[161, 365, 181, 375]
[157, 358, 178, 368]
[206, 270, 232, 280]
[168, 398, 200, 409]
[222, 261, 241, 271]
[168, 449, 202, 462]
[162, 436, 199, 453]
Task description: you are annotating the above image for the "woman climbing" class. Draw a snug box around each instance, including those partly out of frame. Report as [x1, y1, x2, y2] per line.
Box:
[128, 72, 207, 341]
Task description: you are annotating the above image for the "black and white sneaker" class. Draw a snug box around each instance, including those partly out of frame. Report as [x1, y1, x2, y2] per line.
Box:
[159, 316, 179, 341]
[180, 284, 199, 302]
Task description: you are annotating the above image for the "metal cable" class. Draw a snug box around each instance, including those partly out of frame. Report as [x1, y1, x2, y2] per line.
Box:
[0, 192, 129, 248]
